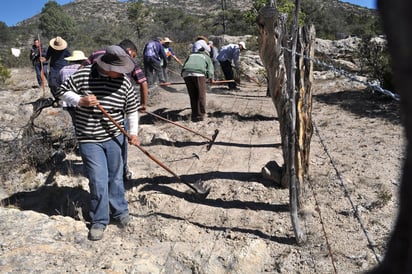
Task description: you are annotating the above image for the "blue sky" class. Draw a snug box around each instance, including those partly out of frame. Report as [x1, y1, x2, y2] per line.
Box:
[340, 0, 376, 9]
[1, 0, 377, 27]
[1, 0, 72, 26]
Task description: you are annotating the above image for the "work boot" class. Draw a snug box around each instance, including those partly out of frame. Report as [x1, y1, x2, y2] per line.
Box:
[116, 214, 130, 228]
[88, 225, 105, 241]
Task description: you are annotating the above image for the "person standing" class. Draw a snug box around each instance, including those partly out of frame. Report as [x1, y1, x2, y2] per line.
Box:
[58, 50, 88, 122]
[84, 39, 148, 181]
[29, 38, 48, 88]
[143, 37, 169, 87]
[56, 45, 140, 241]
[216, 41, 246, 90]
[208, 41, 220, 80]
[161, 37, 183, 82]
[41, 36, 71, 100]
[181, 48, 214, 122]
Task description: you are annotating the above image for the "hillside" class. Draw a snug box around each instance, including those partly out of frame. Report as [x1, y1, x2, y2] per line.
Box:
[0, 0, 380, 70]
[14, 0, 378, 38]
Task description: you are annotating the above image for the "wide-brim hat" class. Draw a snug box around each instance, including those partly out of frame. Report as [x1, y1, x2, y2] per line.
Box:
[65, 50, 87, 61]
[96, 45, 135, 74]
[49, 36, 68, 51]
[196, 35, 209, 43]
[163, 37, 173, 43]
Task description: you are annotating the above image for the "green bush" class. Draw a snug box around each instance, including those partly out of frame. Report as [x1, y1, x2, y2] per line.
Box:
[0, 62, 11, 85]
[358, 36, 394, 91]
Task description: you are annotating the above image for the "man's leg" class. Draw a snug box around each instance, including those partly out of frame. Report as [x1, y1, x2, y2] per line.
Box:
[79, 142, 110, 228]
[153, 62, 166, 83]
[34, 63, 42, 86]
[219, 60, 236, 89]
[184, 76, 198, 121]
[105, 135, 129, 222]
[196, 76, 207, 120]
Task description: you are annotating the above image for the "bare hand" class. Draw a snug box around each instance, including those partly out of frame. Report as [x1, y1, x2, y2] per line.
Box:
[138, 105, 146, 113]
[78, 95, 99, 107]
[128, 134, 140, 146]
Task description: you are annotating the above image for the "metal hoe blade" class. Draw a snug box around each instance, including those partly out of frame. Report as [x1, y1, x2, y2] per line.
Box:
[206, 129, 219, 151]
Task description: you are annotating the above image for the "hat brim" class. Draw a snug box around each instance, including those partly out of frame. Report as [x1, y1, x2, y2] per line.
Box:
[49, 38, 68, 51]
[95, 55, 135, 74]
[65, 56, 87, 61]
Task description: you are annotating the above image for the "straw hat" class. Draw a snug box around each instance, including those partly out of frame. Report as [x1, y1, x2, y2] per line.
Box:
[49, 36, 68, 51]
[96, 45, 135, 74]
[163, 37, 173, 43]
[65, 50, 87, 61]
[196, 35, 208, 43]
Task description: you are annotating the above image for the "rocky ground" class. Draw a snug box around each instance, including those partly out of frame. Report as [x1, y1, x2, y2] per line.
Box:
[0, 66, 404, 273]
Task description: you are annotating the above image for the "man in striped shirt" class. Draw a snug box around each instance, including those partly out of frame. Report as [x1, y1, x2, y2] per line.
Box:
[56, 45, 140, 241]
[84, 39, 148, 111]
[84, 39, 148, 181]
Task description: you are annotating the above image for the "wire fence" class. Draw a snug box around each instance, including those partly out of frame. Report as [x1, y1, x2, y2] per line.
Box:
[282, 46, 400, 101]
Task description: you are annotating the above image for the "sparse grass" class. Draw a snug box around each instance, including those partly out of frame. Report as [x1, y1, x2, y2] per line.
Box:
[376, 189, 392, 207]
[0, 63, 11, 86]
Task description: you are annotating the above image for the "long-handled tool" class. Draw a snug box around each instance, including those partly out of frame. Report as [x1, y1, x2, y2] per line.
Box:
[95, 104, 210, 197]
[38, 34, 46, 97]
[160, 80, 235, 86]
[145, 110, 219, 151]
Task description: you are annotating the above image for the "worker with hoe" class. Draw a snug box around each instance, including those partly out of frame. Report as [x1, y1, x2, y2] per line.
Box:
[55, 45, 140, 241]
[41, 36, 71, 100]
[29, 38, 48, 88]
[84, 39, 148, 181]
[181, 47, 214, 122]
[143, 37, 169, 87]
[217, 41, 246, 90]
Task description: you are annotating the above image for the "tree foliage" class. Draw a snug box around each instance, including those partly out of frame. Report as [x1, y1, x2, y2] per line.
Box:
[358, 36, 393, 90]
[39, 1, 78, 42]
[127, 0, 152, 39]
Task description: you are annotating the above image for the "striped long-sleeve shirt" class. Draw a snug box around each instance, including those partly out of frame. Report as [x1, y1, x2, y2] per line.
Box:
[56, 64, 139, 143]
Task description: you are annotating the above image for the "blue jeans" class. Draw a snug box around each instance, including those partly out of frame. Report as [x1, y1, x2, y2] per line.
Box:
[79, 135, 129, 228]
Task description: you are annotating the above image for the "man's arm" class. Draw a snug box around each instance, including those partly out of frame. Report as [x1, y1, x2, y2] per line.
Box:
[139, 81, 148, 112]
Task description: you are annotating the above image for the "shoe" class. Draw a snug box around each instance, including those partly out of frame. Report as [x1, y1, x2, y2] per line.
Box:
[124, 169, 133, 181]
[88, 225, 105, 241]
[229, 87, 240, 91]
[117, 214, 130, 228]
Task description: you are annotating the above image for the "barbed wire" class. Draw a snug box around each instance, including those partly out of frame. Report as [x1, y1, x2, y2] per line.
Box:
[282, 46, 401, 101]
[312, 120, 382, 263]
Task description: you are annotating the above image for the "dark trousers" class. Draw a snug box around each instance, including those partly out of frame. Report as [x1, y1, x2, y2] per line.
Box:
[144, 60, 165, 87]
[219, 60, 236, 89]
[184, 76, 207, 122]
[34, 62, 48, 87]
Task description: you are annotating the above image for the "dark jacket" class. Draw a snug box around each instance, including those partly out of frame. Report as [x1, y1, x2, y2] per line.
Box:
[29, 45, 47, 65]
[143, 39, 167, 64]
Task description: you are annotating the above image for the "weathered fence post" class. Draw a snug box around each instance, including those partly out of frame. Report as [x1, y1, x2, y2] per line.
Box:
[257, 1, 315, 245]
